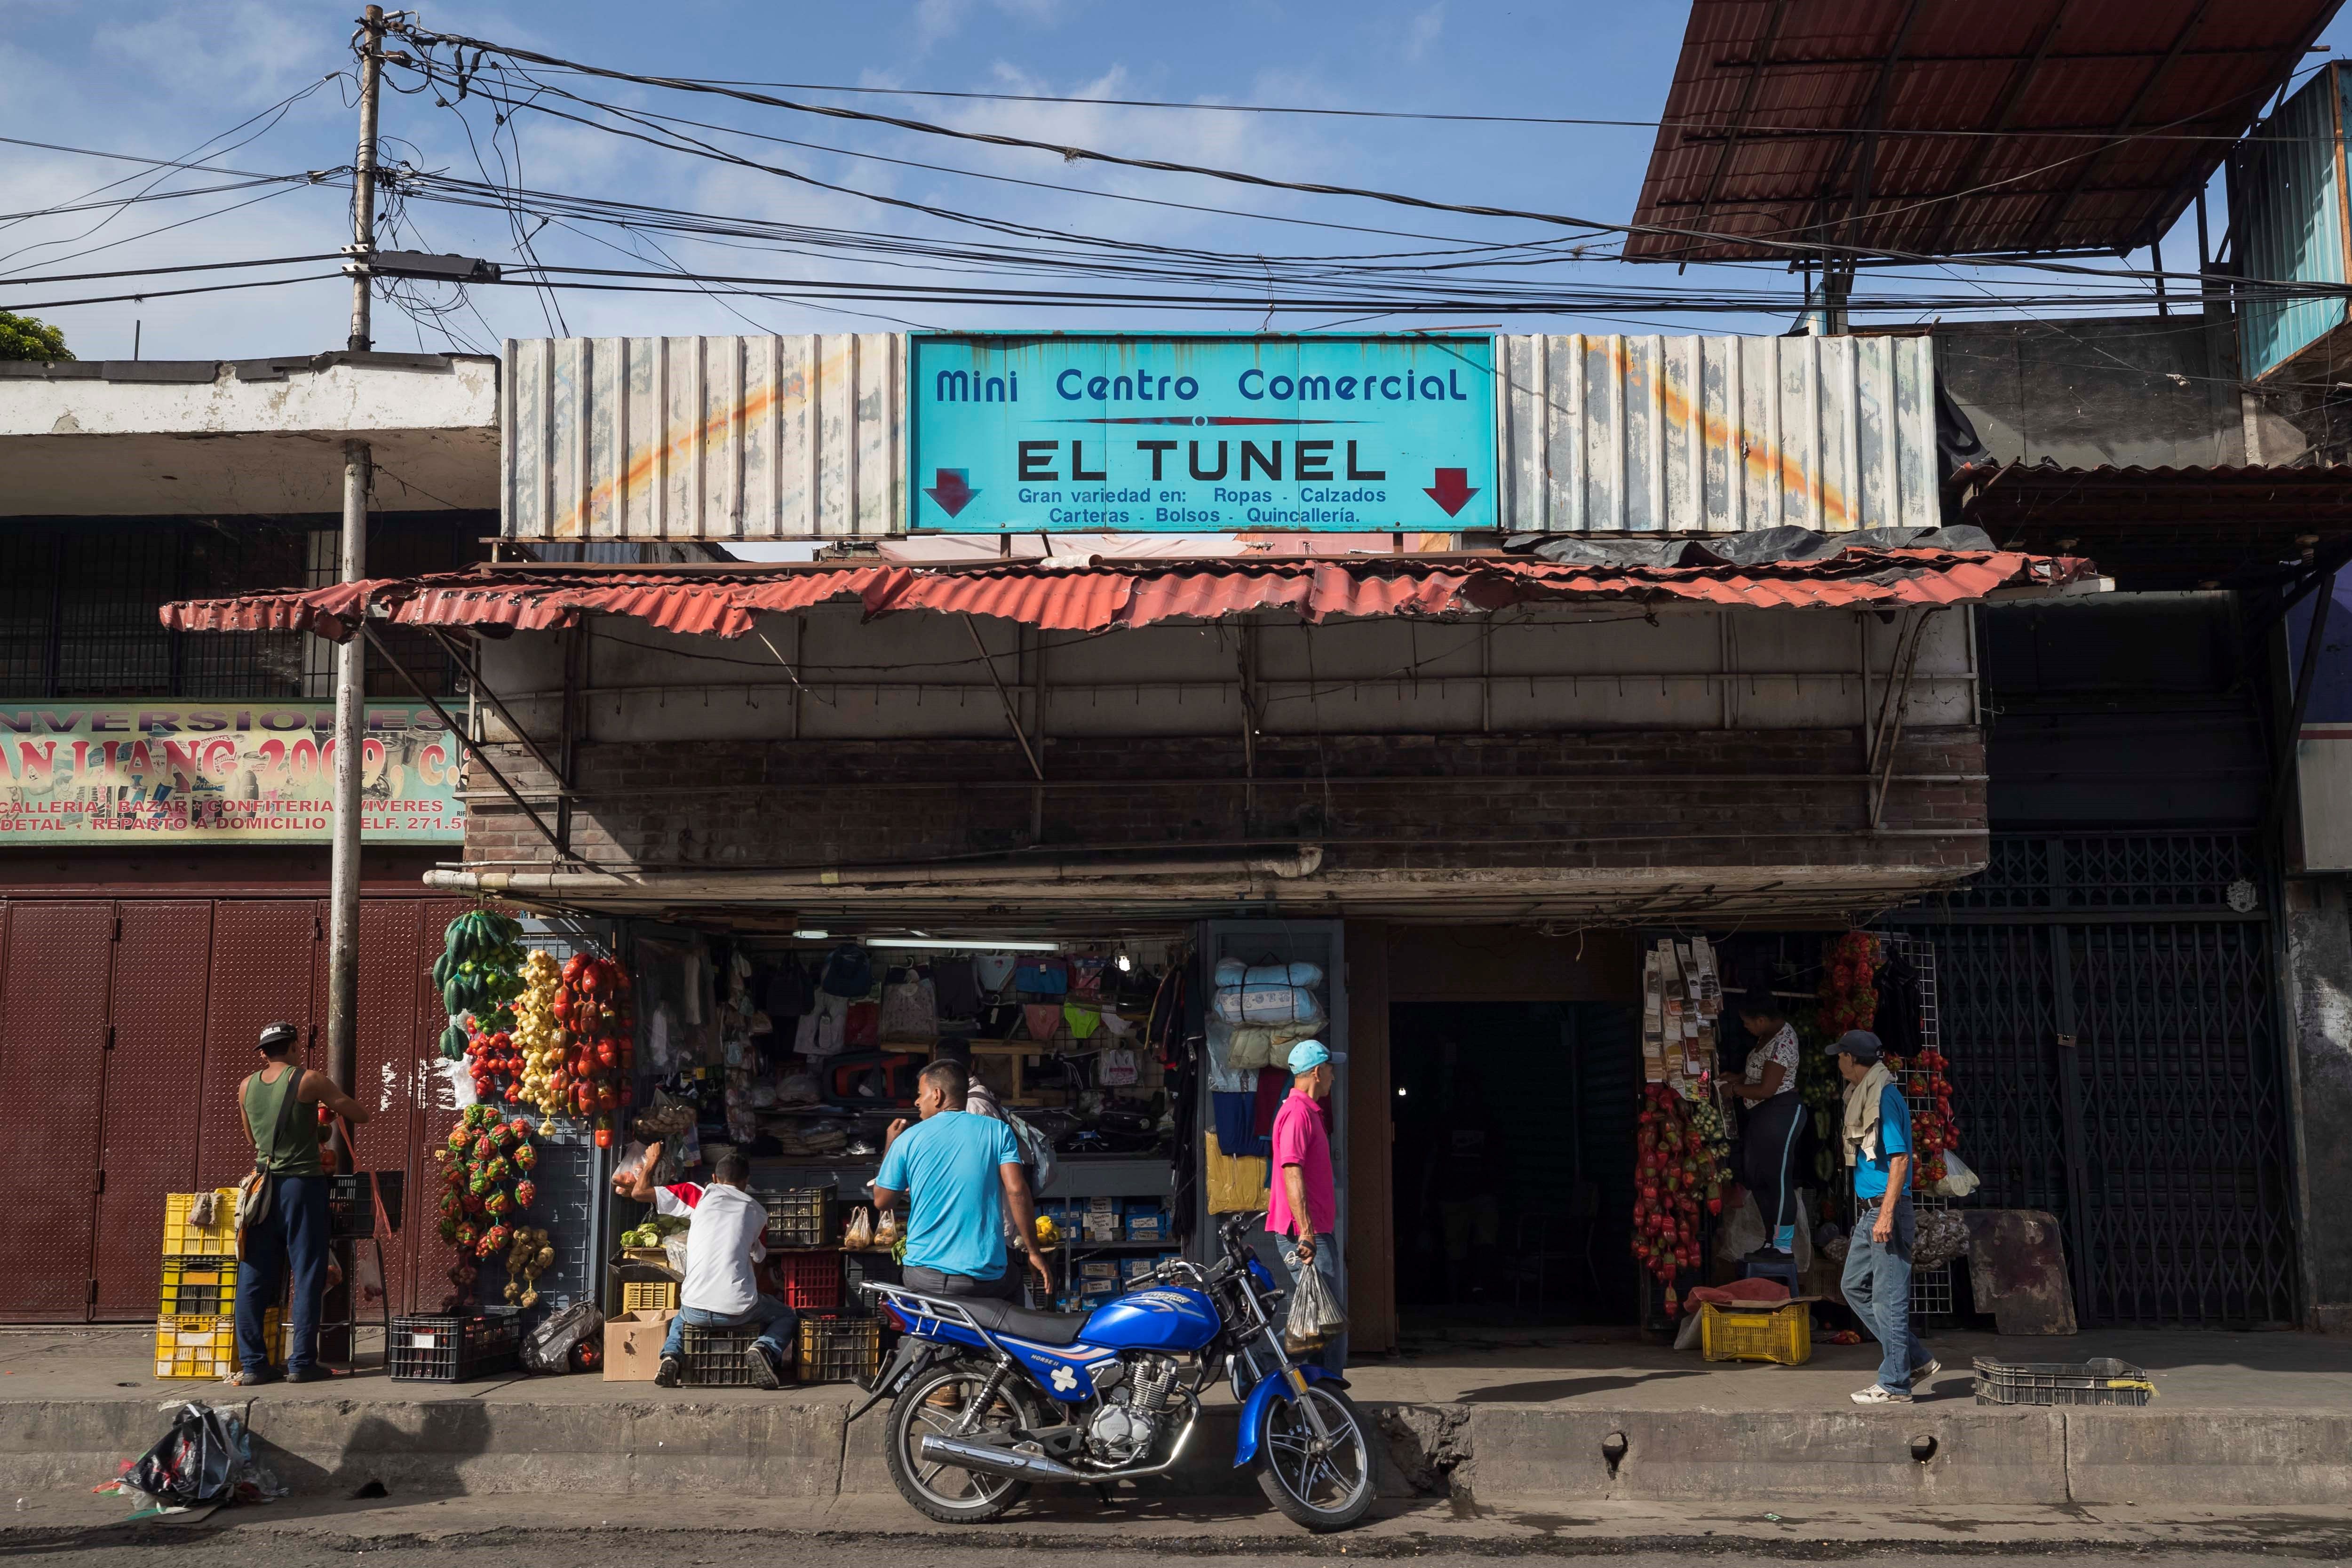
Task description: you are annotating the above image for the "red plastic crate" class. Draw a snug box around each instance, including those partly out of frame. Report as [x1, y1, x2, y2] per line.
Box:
[775, 1250, 842, 1311]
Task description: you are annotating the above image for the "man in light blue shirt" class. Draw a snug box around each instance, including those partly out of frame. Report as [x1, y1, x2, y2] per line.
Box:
[875, 1059, 1052, 1302]
[1835, 1030, 1937, 1404]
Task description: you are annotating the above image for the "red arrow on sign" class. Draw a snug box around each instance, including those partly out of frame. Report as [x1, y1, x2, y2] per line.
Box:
[925, 468, 980, 517]
[1424, 467, 1479, 517]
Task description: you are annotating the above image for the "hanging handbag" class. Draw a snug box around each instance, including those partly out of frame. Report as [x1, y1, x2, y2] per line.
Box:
[1099, 1047, 1141, 1087]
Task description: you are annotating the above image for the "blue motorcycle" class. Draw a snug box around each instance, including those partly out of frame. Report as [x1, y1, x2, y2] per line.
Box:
[849, 1213, 1373, 1532]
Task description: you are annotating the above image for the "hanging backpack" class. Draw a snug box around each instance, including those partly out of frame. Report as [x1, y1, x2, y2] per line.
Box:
[820, 943, 874, 998]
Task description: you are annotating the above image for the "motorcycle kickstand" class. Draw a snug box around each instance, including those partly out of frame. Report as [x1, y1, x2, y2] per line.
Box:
[1092, 1484, 1117, 1505]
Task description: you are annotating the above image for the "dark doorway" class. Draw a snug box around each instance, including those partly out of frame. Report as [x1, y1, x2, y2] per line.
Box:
[1390, 1001, 1641, 1325]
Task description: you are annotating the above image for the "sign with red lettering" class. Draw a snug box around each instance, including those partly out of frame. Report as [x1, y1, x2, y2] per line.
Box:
[0, 702, 464, 844]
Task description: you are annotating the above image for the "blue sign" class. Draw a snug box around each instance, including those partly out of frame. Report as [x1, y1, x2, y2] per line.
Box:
[907, 334, 1497, 533]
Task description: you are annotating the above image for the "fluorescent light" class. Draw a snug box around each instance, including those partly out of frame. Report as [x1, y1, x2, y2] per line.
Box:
[864, 937, 1060, 952]
[791, 929, 830, 939]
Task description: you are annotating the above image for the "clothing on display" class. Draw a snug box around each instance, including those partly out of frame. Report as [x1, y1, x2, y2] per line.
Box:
[879, 977, 938, 1041]
[1211, 1090, 1268, 1159]
[1204, 1129, 1271, 1212]
[1015, 958, 1069, 995]
[973, 954, 1018, 995]
[1062, 1002, 1103, 1040]
[1070, 957, 1107, 999]
[819, 942, 874, 998]
[1251, 1066, 1287, 1138]
[932, 958, 981, 1020]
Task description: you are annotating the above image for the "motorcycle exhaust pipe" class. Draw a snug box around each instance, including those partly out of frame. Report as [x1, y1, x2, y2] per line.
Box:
[919, 1433, 1088, 1484]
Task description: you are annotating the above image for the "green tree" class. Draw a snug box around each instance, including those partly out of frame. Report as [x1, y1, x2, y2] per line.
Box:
[0, 310, 72, 362]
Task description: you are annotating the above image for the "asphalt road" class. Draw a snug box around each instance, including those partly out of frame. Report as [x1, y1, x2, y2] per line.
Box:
[4, 1530, 2345, 1567]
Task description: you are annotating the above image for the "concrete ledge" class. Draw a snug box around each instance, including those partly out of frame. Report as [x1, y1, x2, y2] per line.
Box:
[2067, 1413, 2352, 1505]
[5, 1394, 2344, 1507]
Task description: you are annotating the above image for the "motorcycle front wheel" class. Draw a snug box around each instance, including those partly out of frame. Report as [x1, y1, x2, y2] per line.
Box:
[883, 1362, 1042, 1524]
[1253, 1383, 1375, 1532]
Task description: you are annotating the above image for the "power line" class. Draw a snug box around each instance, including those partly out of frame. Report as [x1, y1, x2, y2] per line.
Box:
[0, 254, 343, 289]
[5, 273, 341, 312]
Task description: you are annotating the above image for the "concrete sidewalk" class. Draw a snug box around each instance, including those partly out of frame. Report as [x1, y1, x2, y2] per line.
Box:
[0, 1322, 2344, 1513]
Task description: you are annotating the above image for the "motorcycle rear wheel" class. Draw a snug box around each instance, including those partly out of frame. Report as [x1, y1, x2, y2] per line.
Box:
[1254, 1383, 1375, 1532]
[884, 1363, 1041, 1524]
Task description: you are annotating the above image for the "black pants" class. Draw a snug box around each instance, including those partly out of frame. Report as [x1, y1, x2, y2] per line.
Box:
[1740, 1093, 1806, 1251]
[903, 1264, 1019, 1301]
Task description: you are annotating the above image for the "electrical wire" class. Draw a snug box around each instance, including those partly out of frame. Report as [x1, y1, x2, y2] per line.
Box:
[3, 273, 342, 312]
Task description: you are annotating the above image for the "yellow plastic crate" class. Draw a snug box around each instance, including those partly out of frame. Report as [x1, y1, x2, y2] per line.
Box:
[621, 1279, 679, 1313]
[1699, 1300, 1812, 1366]
[154, 1312, 284, 1379]
[159, 1258, 234, 1315]
[162, 1190, 240, 1257]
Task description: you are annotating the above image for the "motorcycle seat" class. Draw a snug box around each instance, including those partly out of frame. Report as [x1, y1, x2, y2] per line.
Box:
[956, 1296, 1093, 1346]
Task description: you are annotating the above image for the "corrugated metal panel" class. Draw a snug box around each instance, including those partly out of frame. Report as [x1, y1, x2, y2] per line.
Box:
[1628, 0, 2337, 261]
[0, 902, 110, 1320]
[161, 548, 2093, 644]
[2236, 63, 2352, 382]
[1496, 334, 1939, 533]
[503, 335, 905, 541]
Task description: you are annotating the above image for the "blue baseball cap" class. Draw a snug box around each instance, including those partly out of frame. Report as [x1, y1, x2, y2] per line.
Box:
[1287, 1040, 1332, 1073]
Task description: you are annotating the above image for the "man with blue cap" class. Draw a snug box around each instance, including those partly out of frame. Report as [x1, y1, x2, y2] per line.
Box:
[1833, 1029, 1937, 1403]
[1268, 1038, 1345, 1373]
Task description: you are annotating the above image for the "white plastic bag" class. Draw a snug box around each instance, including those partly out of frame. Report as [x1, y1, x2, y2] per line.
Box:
[1212, 984, 1327, 1027]
[844, 1205, 875, 1249]
[1284, 1258, 1346, 1354]
[1935, 1149, 1981, 1198]
[1099, 1047, 1140, 1086]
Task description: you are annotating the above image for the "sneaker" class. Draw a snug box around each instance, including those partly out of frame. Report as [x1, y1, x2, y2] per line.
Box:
[1851, 1384, 1913, 1405]
[1908, 1358, 1941, 1387]
[749, 1343, 785, 1390]
[655, 1354, 683, 1388]
[286, 1365, 337, 1384]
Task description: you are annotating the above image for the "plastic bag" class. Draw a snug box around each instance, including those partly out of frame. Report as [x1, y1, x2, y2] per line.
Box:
[1283, 1257, 1346, 1354]
[1212, 984, 1327, 1028]
[844, 1205, 875, 1249]
[1935, 1148, 1981, 1198]
[521, 1300, 605, 1374]
[1099, 1047, 1140, 1087]
[123, 1403, 262, 1508]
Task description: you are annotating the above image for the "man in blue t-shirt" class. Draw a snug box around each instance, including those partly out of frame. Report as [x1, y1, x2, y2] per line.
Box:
[1834, 1030, 1936, 1404]
[874, 1059, 1052, 1302]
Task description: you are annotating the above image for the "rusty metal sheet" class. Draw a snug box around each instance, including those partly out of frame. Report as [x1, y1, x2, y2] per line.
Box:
[0, 902, 111, 1320]
[92, 901, 213, 1319]
[1495, 334, 1939, 534]
[503, 334, 906, 541]
[1627, 0, 2334, 261]
[1964, 1207, 2080, 1335]
[161, 545, 2088, 644]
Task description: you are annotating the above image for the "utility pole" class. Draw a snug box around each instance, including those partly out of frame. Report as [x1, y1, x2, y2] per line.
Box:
[327, 5, 384, 1120]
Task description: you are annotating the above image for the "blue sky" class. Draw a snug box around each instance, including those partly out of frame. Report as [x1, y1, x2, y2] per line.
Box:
[5, 1, 2348, 361]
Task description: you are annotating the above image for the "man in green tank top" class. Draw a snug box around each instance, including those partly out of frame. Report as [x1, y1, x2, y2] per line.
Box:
[234, 1021, 371, 1385]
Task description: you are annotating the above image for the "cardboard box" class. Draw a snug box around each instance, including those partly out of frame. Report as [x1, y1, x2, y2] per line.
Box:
[1078, 1260, 1120, 1280]
[603, 1310, 678, 1381]
[1127, 1215, 1168, 1239]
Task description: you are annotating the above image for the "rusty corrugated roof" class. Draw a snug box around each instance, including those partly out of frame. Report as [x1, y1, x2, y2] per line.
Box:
[1626, 0, 2340, 262]
[158, 549, 2097, 642]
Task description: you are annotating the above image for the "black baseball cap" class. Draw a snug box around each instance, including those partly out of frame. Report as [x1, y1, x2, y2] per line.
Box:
[257, 1021, 299, 1053]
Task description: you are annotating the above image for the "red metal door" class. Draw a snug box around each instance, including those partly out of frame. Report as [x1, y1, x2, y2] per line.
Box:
[409, 899, 474, 1312]
[0, 903, 115, 1321]
[91, 902, 215, 1318]
[349, 900, 426, 1318]
[197, 901, 321, 1186]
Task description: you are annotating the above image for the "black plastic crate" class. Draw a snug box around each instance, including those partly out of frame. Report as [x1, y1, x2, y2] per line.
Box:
[328, 1171, 406, 1240]
[158, 1257, 234, 1316]
[796, 1314, 882, 1385]
[841, 1253, 899, 1317]
[755, 1185, 837, 1248]
[388, 1312, 521, 1383]
[679, 1323, 766, 1387]
[1972, 1356, 2154, 1408]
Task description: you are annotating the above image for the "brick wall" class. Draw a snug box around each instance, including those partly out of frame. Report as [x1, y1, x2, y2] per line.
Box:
[464, 726, 1985, 879]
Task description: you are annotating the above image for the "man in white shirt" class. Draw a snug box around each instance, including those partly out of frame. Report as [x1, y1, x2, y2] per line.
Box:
[613, 1144, 797, 1388]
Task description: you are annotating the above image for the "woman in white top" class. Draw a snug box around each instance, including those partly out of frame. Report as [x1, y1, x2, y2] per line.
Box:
[1727, 989, 1805, 1259]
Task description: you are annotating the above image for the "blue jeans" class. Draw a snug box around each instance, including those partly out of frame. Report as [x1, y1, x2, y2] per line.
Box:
[1279, 1233, 1347, 1375]
[1842, 1194, 1928, 1392]
[236, 1173, 330, 1375]
[660, 1295, 799, 1365]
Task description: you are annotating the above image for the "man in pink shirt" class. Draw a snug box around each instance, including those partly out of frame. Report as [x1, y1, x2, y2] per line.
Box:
[1268, 1039, 1344, 1372]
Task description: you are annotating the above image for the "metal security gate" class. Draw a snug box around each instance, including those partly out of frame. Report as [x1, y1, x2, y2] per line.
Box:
[1895, 834, 2300, 1328]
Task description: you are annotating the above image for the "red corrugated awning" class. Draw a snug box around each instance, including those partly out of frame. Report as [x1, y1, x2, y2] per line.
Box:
[158, 549, 2097, 642]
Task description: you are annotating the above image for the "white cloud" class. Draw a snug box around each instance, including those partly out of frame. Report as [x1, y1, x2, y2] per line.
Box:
[1403, 3, 1445, 63]
[912, 0, 1083, 54]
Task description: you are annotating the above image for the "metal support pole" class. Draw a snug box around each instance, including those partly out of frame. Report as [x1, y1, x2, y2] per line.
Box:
[326, 6, 383, 1129]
